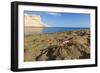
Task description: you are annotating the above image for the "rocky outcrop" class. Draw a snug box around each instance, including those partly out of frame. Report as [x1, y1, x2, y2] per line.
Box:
[24, 29, 90, 61]
[35, 29, 90, 61]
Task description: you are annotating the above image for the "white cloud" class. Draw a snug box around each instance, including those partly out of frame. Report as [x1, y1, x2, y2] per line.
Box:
[47, 12, 61, 16]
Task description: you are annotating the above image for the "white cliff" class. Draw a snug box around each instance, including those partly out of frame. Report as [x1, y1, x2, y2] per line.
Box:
[24, 15, 48, 27]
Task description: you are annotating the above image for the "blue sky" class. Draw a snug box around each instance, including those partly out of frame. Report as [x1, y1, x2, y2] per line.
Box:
[24, 11, 90, 28]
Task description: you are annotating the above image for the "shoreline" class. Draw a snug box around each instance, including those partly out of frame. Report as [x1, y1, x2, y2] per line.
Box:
[25, 28, 90, 36]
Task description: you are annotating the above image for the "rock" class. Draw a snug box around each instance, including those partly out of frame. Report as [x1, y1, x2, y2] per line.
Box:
[24, 15, 48, 27]
[25, 29, 90, 61]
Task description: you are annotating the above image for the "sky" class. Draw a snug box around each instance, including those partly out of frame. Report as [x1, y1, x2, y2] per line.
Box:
[24, 11, 90, 28]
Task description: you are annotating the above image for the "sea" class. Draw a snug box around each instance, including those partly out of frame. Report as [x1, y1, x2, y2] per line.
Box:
[25, 27, 89, 35]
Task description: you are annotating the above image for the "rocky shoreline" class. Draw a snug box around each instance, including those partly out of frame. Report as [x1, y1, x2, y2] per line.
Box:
[24, 29, 90, 61]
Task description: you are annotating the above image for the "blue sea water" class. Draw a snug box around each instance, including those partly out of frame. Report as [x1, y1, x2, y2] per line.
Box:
[25, 27, 89, 35]
[42, 27, 88, 33]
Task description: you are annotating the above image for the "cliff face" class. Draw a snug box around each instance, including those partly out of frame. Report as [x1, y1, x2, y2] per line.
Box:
[24, 15, 48, 27]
